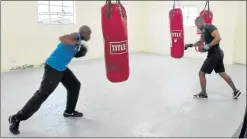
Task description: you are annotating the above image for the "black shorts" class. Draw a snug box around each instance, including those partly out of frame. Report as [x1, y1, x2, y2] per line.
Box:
[200, 50, 225, 74]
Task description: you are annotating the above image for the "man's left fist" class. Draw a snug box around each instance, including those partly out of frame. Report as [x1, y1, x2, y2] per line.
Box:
[202, 44, 210, 51]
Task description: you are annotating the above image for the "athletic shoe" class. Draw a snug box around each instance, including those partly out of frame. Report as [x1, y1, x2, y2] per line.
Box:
[8, 115, 20, 135]
[193, 92, 208, 98]
[63, 110, 83, 117]
[233, 89, 241, 99]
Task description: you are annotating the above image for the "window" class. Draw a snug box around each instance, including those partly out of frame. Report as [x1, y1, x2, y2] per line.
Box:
[37, 1, 76, 24]
[169, 5, 198, 27]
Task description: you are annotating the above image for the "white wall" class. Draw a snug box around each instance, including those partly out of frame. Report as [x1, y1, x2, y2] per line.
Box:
[1, 1, 246, 72]
[233, 1, 246, 64]
[1, 1, 148, 72]
[145, 1, 246, 64]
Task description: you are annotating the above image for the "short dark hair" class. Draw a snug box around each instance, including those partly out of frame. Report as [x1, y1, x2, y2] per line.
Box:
[79, 25, 91, 34]
[195, 16, 205, 23]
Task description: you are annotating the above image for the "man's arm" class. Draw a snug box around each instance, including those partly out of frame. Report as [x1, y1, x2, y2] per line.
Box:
[208, 31, 221, 47]
[193, 33, 204, 47]
[207, 25, 221, 47]
[75, 46, 88, 58]
[59, 32, 78, 46]
[200, 25, 221, 51]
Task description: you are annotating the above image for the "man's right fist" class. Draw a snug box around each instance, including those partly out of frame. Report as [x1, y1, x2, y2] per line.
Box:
[184, 44, 193, 50]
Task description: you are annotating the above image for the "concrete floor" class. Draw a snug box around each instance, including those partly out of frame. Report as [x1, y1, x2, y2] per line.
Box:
[1, 53, 246, 137]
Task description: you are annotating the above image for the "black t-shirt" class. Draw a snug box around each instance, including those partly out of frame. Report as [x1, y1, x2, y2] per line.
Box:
[202, 24, 221, 55]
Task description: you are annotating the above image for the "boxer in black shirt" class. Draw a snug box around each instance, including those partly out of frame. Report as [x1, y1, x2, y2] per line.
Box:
[192, 16, 241, 99]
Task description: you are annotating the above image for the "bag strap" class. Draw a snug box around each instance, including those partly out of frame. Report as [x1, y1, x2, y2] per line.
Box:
[203, 0, 211, 18]
[116, 0, 124, 18]
[105, 0, 124, 18]
[106, 0, 111, 19]
[171, 0, 176, 18]
[171, 0, 181, 18]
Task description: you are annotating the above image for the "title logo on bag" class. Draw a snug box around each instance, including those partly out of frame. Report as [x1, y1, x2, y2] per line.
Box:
[171, 30, 183, 43]
[171, 30, 182, 38]
[110, 40, 128, 54]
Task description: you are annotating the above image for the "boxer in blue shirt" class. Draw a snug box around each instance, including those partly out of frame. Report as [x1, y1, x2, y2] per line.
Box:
[8, 25, 92, 135]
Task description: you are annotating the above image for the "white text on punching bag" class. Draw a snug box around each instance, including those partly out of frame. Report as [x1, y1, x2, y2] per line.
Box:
[171, 30, 183, 43]
[171, 30, 182, 39]
[110, 41, 128, 54]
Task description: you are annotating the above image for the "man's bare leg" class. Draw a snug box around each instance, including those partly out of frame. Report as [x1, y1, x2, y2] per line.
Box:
[199, 71, 207, 94]
[219, 72, 241, 99]
[193, 71, 208, 98]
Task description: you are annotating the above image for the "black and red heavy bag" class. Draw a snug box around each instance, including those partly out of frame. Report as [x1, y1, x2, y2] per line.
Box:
[197, 0, 213, 34]
[101, 0, 129, 83]
[169, 2, 184, 59]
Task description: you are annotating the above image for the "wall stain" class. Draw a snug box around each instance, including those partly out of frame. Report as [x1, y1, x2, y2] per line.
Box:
[9, 63, 45, 71]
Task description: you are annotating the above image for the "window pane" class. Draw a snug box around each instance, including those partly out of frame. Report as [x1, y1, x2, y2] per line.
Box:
[63, 16, 74, 24]
[51, 15, 63, 24]
[38, 5, 49, 15]
[188, 7, 197, 13]
[183, 14, 188, 23]
[187, 19, 195, 26]
[188, 13, 197, 20]
[63, 1, 73, 6]
[62, 7, 73, 16]
[182, 8, 189, 15]
[167, 5, 197, 27]
[38, 15, 50, 24]
[50, 6, 62, 15]
[37, 1, 49, 5]
[50, 1, 62, 6]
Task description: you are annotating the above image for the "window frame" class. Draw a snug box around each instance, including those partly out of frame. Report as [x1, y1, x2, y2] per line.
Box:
[168, 5, 198, 27]
[37, 1, 76, 25]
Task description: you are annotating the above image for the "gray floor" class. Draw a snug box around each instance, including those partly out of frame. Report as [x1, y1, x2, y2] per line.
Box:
[1, 53, 246, 137]
[232, 122, 247, 138]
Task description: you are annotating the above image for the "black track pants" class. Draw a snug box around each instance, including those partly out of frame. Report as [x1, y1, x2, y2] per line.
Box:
[16, 64, 81, 121]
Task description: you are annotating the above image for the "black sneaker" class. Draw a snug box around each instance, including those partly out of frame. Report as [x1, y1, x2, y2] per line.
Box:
[8, 115, 20, 135]
[233, 90, 241, 99]
[63, 110, 83, 117]
[193, 92, 208, 98]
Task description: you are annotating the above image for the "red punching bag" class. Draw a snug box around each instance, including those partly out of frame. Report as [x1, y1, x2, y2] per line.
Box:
[197, 0, 213, 34]
[101, 0, 129, 83]
[169, 1, 184, 59]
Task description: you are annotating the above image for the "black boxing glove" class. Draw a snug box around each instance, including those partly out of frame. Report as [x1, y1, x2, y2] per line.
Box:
[75, 41, 89, 58]
[75, 46, 87, 58]
[184, 44, 193, 50]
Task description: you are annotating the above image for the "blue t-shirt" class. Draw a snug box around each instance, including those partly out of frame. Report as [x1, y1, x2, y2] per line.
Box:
[45, 33, 82, 71]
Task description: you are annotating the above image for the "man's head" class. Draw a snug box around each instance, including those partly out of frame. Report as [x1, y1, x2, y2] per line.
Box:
[79, 25, 92, 41]
[195, 16, 205, 30]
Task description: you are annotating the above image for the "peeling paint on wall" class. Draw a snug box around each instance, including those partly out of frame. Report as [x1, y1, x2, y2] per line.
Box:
[10, 64, 34, 71]
[9, 63, 45, 71]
